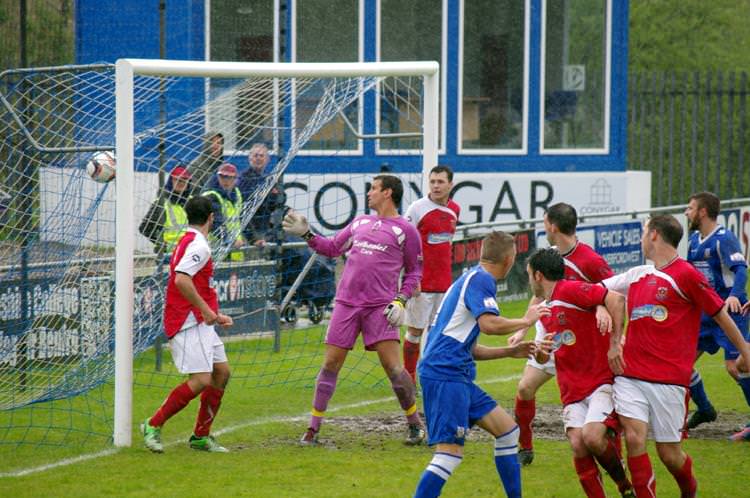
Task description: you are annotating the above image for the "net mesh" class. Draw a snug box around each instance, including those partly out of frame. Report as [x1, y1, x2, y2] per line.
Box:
[0, 63, 426, 454]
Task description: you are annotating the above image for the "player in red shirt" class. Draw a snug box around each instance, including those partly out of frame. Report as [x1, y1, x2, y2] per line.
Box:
[528, 248, 634, 498]
[604, 215, 750, 498]
[509, 202, 614, 465]
[402, 165, 460, 383]
[141, 196, 234, 453]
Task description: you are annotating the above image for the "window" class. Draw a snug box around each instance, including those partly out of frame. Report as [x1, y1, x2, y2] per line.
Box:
[295, 0, 361, 152]
[542, 0, 609, 151]
[208, 0, 276, 152]
[378, 0, 443, 152]
[460, 0, 526, 152]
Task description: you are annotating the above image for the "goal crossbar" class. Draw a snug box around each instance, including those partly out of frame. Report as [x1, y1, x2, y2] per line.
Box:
[113, 58, 440, 446]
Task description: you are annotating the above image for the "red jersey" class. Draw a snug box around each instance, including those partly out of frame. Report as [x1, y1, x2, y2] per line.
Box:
[603, 259, 724, 387]
[163, 229, 218, 338]
[405, 196, 460, 292]
[562, 241, 614, 283]
[538, 280, 611, 405]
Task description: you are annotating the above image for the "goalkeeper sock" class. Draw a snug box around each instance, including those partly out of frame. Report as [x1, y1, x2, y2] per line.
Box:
[389, 369, 420, 425]
[150, 382, 199, 427]
[310, 368, 338, 432]
[689, 369, 714, 414]
[514, 395, 535, 450]
[573, 455, 606, 498]
[403, 332, 421, 384]
[494, 425, 522, 498]
[194, 385, 224, 437]
[414, 452, 462, 498]
[737, 372, 750, 407]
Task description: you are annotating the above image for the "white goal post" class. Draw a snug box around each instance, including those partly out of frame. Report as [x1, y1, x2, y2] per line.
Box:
[113, 59, 440, 446]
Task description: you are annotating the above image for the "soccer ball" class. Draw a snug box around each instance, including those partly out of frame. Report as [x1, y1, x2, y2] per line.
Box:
[86, 151, 116, 183]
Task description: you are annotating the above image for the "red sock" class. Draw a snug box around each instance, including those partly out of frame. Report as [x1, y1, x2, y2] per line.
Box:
[514, 396, 535, 450]
[573, 455, 606, 498]
[668, 455, 697, 498]
[593, 437, 632, 494]
[628, 453, 656, 498]
[403, 340, 420, 384]
[150, 382, 199, 427]
[194, 385, 225, 437]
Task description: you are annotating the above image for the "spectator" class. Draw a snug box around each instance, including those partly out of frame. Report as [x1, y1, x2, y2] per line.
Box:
[139, 165, 194, 255]
[189, 132, 224, 189]
[203, 162, 245, 261]
[237, 143, 284, 246]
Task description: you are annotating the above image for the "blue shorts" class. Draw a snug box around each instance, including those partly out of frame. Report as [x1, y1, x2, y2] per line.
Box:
[421, 377, 497, 446]
[698, 311, 750, 360]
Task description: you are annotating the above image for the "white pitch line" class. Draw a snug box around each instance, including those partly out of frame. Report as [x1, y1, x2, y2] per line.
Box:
[0, 373, 521, 478]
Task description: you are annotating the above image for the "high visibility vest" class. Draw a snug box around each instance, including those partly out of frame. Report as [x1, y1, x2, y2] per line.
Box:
[162, 198, 189, 251]
[204, 188, 244, 261]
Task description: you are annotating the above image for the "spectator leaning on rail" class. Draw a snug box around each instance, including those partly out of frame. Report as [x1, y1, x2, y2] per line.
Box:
[189, 132, 225, 189]
[237, 143, 285, 247]
[202, 162, 245, 261]
[139, 165, 195, 255]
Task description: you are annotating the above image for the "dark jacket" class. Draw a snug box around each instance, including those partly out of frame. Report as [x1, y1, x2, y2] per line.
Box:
[237, 167, 286, 243]
[188, 132, 224, 190]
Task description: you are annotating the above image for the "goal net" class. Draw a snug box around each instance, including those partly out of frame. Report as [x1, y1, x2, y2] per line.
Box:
[0, 59, 438, 457]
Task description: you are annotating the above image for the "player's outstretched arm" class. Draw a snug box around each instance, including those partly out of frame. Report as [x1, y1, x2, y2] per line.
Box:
[477, 303, 549, 336]
[602, 290, 626, 335]
[175, 272, 218, 325]
[472, 341, 538, 361]
[282, 209, 355, 258]
[507, 295, 544, 345]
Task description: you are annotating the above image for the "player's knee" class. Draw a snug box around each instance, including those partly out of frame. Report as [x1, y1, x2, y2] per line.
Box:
[655, 444, 684, 470]
[581, 426, 606, 454]
[516, 381, 536, 400]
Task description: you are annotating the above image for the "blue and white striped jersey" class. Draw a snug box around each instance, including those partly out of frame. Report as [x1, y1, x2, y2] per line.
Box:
[418, 265, 500, 383]
[687, 225, 747, 301]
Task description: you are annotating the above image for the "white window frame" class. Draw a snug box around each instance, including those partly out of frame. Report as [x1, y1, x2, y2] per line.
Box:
[457, 0, 530, 156]
[375, 0, 447, 156]
[539, 0, 611, 155]
[203, 0, 281, 156]
[292, 0, 365, 157]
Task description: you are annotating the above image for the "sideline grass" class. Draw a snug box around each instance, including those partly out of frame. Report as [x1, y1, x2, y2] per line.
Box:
[1, 300, 749, 496]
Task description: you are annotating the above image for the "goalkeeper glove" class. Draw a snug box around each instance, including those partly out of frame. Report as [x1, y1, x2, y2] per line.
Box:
[282, 210, 313, 240]
[383, 294, 407, 327]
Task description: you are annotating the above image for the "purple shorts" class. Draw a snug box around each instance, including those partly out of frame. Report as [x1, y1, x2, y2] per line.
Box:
[325, 302, 400, 351]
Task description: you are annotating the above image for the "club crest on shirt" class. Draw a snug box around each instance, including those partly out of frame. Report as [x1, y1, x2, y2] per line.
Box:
[655, 287, 668, 301]
[556, 311, 568, 326]
[630, 304, 668, 322]
[552, 329, 576, 351]
[483, 297, 499, 309]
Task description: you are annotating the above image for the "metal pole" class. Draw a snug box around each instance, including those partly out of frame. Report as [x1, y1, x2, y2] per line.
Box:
[154, 0, 167, 372]
[17, 0, 30, 391]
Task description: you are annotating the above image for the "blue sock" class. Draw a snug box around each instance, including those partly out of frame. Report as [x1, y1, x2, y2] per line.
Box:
[738, 373, 750, 407]
[494, 425, 522, 498]
[414, 452, 462, 498]
[689, 369, 714, 413]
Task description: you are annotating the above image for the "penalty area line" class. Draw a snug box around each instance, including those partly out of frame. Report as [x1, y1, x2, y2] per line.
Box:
[0, 373, 520, 478]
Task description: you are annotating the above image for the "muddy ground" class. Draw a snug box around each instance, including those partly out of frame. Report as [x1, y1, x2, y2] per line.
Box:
[324, 405, 748, 444]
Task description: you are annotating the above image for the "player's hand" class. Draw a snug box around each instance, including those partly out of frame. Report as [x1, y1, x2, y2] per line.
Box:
[203, 310, 218, 325]
[507, 329, 526, 347]
[254, 238, 267, 247]
[595, 305, 613, 335]
[536, 333, 555, 355]
[743, 301, 750, 315]
[383, 294, 407, 327]
[608, 344, 625, 375]
[216, 313, 233, 328]
[509, 340, 537, 359]
[523, 302, 550, 327]
[726, 296, 742, 314]
[282, 210, 311, 237]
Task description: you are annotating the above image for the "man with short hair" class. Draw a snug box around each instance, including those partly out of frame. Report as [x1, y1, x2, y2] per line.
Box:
[527, 247, 634, 498]
[683, 191, 750, 440]
[139, 165, 194, 255]
[509, 202, 614, 465]
[282, 174, 425, 445]
[414, 231, 548, 498]
[402, 164, 460, 383]
[604, 214, 750, 497]
[141, 196, 234, 453]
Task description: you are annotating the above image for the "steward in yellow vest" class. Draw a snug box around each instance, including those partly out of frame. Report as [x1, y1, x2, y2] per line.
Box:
[203, 162, 246, 261]
[139, 165, 194, 255]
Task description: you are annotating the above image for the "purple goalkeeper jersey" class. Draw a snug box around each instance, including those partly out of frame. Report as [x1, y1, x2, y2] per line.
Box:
[308, 214, 423, 307]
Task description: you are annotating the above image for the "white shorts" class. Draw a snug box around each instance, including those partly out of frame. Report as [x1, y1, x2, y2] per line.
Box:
[613, 376, 689, 443]
[562, 384, 614, 430]
[526, 354, 556, 376]
[405, 292, 444, 330]
[169, 322, 228, 374]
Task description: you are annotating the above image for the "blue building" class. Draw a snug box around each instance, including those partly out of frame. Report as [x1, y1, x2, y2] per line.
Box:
[76, 0, 647, 223]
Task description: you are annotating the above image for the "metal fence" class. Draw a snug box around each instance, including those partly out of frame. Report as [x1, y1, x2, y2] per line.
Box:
[629, 71, 750, 206]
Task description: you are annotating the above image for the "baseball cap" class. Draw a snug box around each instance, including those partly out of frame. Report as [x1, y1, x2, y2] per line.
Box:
[218, 163, 238, 177]
[170, 165, 192, 179]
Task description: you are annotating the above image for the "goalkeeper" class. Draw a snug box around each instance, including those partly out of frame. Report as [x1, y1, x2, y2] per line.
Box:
[282, 174, 425, 446]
